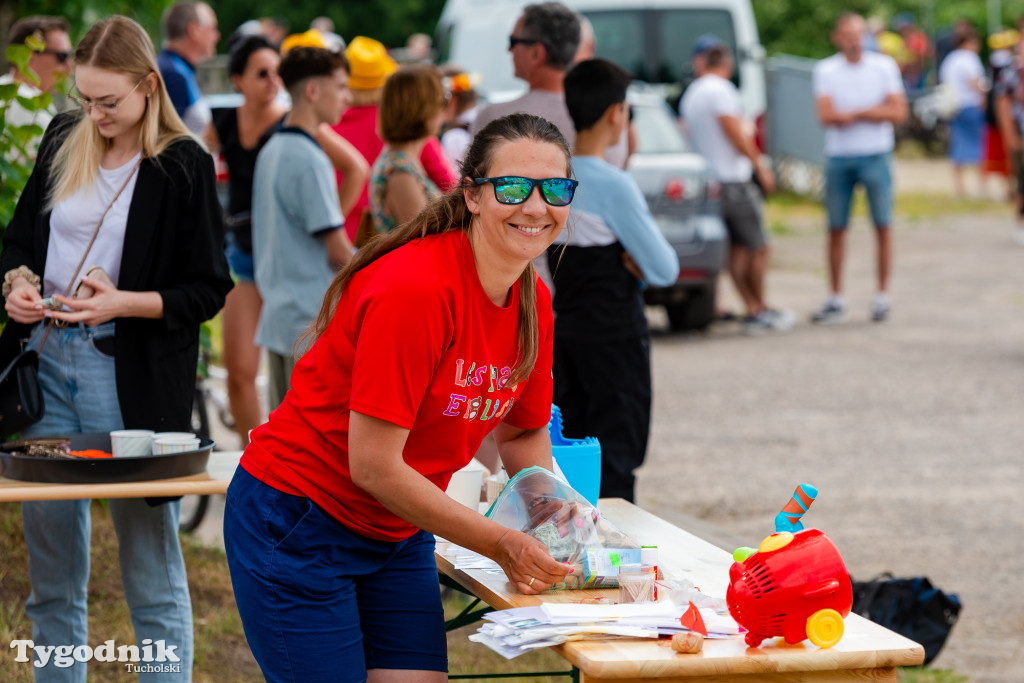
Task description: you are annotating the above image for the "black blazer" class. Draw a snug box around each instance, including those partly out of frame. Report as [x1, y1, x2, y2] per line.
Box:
[1, 112, 233, 431]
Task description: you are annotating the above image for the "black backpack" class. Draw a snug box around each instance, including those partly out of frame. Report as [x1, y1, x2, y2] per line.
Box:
[851, 573, 961, 665]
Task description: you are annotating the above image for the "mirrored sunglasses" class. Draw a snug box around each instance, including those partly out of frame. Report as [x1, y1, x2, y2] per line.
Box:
[474, 176, 578, 206]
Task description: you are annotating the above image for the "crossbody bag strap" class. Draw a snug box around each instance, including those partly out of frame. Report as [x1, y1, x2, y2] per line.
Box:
[36, 156, 144, 353]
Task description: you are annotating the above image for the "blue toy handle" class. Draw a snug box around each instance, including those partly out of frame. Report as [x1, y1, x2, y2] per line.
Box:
[774, 483, 818, 533]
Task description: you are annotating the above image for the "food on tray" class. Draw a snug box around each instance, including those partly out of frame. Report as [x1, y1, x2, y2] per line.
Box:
[69, 449, 113, 459]
[4, 437, 73, 459]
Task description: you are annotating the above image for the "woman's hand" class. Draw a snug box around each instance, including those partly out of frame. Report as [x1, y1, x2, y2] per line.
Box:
[44, 275, 132, 326]
[5, 279, 46, 324]
[492, 528, 572, 595]
[45, 276, 164, 326]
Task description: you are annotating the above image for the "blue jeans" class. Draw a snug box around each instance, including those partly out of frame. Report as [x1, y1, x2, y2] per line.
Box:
[824, 153, 893, 230]
[20, 322, 193, 682]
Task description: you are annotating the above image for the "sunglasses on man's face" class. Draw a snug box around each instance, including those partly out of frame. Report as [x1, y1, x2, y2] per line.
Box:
[43, 50, 71, 64]
[508, 35, 540, 50]
[474, 176, 578, 206]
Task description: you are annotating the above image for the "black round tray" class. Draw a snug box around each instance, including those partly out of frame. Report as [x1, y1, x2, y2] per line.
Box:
[0, 433, 214, 484]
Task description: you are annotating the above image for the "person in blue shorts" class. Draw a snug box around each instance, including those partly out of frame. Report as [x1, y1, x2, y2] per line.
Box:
[550, 58, 679, 502]
[812, 13, 907, 324]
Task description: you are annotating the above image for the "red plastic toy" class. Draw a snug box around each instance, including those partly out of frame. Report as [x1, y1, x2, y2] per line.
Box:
[726, 529, 853, 649]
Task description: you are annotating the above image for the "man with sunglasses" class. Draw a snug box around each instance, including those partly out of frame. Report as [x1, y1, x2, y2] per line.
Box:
[158, 1, 219, 136]
[553, 58, 679, 503]
[2, 15, 72, 156]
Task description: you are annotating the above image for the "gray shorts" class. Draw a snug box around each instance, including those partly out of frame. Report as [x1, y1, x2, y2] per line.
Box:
[720, 181, 767, 250]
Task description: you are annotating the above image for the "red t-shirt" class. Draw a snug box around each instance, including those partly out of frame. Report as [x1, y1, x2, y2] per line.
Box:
[332, 106, 458, 241]
[240, 230, 554, 541]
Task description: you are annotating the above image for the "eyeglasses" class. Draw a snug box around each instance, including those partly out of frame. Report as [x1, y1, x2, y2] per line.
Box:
[42, 50, 71, 64]
[69, 77, 146, 116]
[508, 35, 540, 50]
[474, 176, 578, 206]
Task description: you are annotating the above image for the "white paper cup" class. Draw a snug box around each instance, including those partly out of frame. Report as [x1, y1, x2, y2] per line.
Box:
[444, 459, 487, 509]
[151, 432, 196, 454]
[110, 430, 155, 458]
[152, 436, 201, 455]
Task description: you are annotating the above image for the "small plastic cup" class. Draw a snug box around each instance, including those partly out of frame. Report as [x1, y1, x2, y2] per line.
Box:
[152, 436, 201, 455]
[618, 563, 656, 604]
[110, 430, 154, 458]
[151, 432, 196, 454]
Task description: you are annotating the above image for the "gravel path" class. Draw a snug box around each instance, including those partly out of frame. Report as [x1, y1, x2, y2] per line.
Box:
[639, 194, 1024, 681]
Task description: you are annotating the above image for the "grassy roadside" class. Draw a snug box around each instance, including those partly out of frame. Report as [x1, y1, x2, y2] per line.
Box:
[0, 502, 967, 682]
[764, 190, 1008, 238]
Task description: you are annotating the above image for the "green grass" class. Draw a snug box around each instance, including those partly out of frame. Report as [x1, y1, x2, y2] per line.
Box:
[764, 188, 1006, 237]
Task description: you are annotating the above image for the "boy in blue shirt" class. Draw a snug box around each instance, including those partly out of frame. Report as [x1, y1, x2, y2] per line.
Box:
[551, 58, 679, 502]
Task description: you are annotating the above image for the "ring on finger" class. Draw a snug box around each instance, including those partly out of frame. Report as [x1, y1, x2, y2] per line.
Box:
[528, 577, 536, 587]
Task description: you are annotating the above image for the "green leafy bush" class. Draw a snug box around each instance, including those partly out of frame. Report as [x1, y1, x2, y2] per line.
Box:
[0, 33, 61, 326]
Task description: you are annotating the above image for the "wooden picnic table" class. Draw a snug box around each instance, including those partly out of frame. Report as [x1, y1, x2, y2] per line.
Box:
[436, 498, 925, 682]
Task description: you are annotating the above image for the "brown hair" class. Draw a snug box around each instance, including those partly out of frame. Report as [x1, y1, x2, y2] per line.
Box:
[47, 16, 194, 208]
[379, 63, 445, 144]
[8, 15, 70, 46]
[302, 113, 572, 385]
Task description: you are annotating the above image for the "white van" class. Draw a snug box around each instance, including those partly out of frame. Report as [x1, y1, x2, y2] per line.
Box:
[434, 0, 765, 119]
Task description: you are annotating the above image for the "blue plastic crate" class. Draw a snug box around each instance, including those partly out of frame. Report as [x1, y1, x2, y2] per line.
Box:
[549, 404, 601, 506]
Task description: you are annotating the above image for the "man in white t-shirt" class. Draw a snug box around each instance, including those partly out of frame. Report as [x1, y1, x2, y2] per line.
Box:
[939, 31, 985, 197]
[2, 15, 72, 159]
[682, 45, 792, 335]
[812, 12, 907, 324]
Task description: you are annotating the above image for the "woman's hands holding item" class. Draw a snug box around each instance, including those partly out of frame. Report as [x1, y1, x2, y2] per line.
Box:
[5, 278, 46, 324]
[492, 528, 572, 595]
[41, 275, 164, 325]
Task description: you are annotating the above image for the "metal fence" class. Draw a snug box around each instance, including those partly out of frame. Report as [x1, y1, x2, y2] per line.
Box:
[765, 55, 825, 198]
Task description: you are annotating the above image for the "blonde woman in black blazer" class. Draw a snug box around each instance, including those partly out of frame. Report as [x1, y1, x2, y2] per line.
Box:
[0, 16, 231, 681]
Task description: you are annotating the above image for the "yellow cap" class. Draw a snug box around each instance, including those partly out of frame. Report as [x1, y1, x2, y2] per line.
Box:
[345, 36, 397, 90]
[280, 29, 327, 55]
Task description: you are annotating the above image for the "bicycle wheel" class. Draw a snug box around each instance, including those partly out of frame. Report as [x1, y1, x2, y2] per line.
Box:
[179, 494, 210, 533]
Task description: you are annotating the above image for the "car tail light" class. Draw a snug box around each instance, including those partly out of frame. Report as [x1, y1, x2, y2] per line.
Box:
[664, 178, 685, 201]
[677, 268, 709, 282]
[755, 113, 766, 154]
[214, 153, 229, 184]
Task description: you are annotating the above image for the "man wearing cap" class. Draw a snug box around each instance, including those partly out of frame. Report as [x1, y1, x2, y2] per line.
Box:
[330, 36, 455, 243]
[2, 14, 72, 151]
[682, 45, 792, 335]
[158, 1, 219, 136]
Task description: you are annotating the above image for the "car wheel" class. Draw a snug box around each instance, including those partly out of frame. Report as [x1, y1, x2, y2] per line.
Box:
[665, 284, 715, 332]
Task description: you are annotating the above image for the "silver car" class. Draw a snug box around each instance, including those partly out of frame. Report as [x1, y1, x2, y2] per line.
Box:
[627, 88, 726, 331]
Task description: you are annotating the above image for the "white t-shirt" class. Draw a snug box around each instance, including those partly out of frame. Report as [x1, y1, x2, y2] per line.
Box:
[680, 74, 752, 183]
[1, 74, 55, 161]
[939, 49, 985, 110]
[45, 153, 141, 299]
[813, 51, 905, 157]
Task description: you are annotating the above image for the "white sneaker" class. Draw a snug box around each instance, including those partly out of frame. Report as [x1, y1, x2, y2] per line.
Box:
[744, 309, 795, 335]
[810, 301, 847, 325]
[871, 299, 890, 322]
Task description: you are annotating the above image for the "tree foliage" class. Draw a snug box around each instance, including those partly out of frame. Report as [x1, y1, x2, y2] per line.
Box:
[755, 0, 1024, 60]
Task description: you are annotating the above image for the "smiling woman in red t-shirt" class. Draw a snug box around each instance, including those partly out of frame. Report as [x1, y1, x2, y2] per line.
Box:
[224, 113, 579, 683]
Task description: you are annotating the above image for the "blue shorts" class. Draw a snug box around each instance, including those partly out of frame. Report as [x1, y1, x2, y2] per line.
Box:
[824, 153, 893, 230]
[225, 232, 255, 284]
[223, 467, 447, 682]
[948, 105, 984, 165]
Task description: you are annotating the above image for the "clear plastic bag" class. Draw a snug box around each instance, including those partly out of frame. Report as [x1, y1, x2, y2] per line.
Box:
[485, 466, 639, 589]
